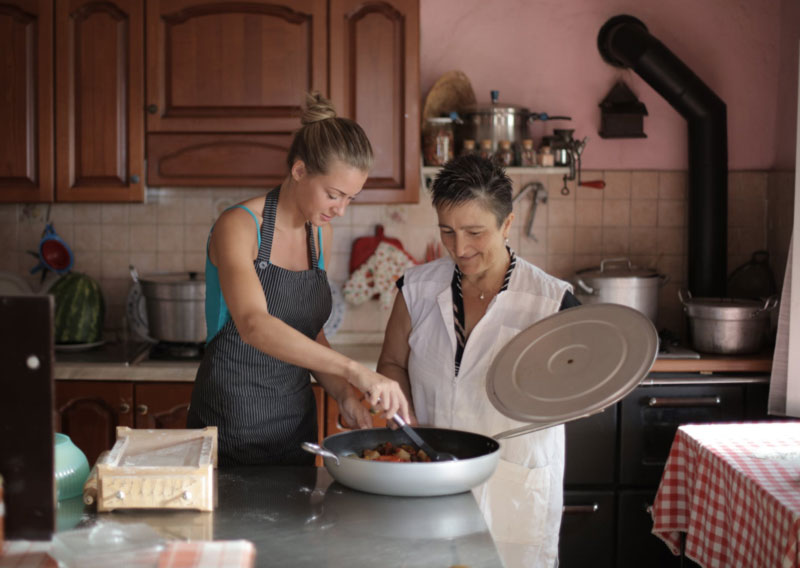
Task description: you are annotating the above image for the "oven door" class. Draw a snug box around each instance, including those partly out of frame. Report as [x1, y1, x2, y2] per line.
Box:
[619, 383, 744, 486]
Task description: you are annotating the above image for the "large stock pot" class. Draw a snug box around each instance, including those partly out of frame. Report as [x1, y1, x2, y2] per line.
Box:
[303, 304, 659, 497]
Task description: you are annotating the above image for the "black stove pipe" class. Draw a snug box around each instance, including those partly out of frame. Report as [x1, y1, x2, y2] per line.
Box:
[597, 15, 727, 297]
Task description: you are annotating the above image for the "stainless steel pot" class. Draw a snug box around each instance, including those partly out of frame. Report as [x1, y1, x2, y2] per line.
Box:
[573, 258, 667, 323]
[138, 271, 206, 343]
[679, 290, 778, 354]
[457, 90, 570, 157]
[303, 427, 500, 497]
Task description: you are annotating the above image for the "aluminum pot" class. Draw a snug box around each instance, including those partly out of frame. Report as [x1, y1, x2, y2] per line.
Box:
[138, 271, 205, 343]
[679, 290, 779, 354]
[573, 258, 667, 323]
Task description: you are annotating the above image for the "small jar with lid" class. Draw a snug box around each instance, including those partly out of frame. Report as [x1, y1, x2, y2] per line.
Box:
[459, 139, 477, 158]
[494, 140, 514, 167]
[478, 139, 494, 160]
[538, 137, 555, 167]
[423, 117, 455, 166]
[520, 139, 536, 167]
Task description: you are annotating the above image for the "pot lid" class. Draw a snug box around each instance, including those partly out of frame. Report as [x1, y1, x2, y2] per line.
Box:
[486, 304, 658, 427]
[575, 257, 660, 279]
[462, 102, 530, 116]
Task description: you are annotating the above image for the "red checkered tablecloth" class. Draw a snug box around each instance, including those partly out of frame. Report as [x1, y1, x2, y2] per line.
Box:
[651, 422, 800, 568]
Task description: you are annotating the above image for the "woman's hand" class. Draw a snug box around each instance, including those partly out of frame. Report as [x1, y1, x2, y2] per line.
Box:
[347, 364, 411, 423]
[337, 392, 373, 430]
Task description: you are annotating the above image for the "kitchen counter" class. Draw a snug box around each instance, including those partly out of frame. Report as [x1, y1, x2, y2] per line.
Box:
[56, 466, 503, 568]
[55, 339, 773, 381]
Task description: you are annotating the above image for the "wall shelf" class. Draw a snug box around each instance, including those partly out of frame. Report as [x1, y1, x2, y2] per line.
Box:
[422, 166, 569, 177]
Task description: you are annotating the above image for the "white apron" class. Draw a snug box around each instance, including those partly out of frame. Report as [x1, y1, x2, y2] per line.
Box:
[402, 257, 571, 568]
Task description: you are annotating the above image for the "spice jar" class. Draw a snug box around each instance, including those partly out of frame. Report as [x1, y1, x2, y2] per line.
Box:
[478, 139, 493, 160]
[538, 137, 555, 167]
[423, 117, 454, 166]
[494, 140, 514, 167]
[520, 139, 536, 167]
[460, 139, 477, 157]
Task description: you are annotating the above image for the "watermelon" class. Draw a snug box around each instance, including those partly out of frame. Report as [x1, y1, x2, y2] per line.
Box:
[49, 272, 105, 344]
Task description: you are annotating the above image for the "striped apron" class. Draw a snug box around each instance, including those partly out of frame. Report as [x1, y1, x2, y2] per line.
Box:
[187, 188, 331, 466]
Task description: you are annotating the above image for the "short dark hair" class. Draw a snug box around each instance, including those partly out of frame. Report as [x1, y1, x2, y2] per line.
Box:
[430, 154, 513, 227]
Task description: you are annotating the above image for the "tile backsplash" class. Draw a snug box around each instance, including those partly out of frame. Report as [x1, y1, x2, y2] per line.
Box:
[0, 170, 793, 342]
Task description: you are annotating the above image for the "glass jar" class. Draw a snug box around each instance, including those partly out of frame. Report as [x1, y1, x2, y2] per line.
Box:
[494, 140, 514, 167]
[538, 136, 555, 167]
[520, 139, 536, 167]
[459, 139, 477, 157]
[478, 139, 493, 160]
[423, 117, 454, 166]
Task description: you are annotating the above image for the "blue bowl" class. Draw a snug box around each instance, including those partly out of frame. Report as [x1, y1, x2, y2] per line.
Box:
[55, 433, 90, 501]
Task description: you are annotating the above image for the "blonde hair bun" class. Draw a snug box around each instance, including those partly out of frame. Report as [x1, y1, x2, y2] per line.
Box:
[301, 91, 337, 125]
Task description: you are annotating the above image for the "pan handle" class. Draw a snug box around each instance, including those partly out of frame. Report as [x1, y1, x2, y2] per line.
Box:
[301, 442, 340, 466]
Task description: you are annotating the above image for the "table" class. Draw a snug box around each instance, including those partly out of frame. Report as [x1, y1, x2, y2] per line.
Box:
[2, 466, 503, 568]
[651, 422, 800, 568]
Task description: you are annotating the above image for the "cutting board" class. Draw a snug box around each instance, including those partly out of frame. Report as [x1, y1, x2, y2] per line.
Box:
[96, 427, 217, 512]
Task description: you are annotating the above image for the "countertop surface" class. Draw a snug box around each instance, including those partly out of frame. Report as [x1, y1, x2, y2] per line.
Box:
[54, 337, 774, 382]
[57, 466, 503, 568]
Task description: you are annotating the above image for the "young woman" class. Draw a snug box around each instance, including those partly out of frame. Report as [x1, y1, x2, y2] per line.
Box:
[187, 92, 410, 466]
[378, 154, 579, 567]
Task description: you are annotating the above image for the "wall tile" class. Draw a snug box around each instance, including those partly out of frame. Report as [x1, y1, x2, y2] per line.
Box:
[728, 197, 766, 228]
[184, 194, 215, 225]
[72, 204, 103, 224]
[49, 204, 74, 225]
[730, 171, 768, 200]
[657, 227, 684, 255]
[631, 171, 658, 199]
[546, 254, 574, 280]
[128, 201, 159, 225]
[184, 252, 206, 273]
[0, 204, 17, 224]
[157, 252, 184, 271]
[74, 251, 102, 279]
[102, 204, 129, 225]
[576, 200, 602, 226]
[657, 200, 686, 227]
[602, 227, 630, 255]
[73, 224, 103, 252]
[546, 174, 575, 200]
[129, 251, 157, 275]
[519, 229, 548, 257]
[184, 224, 210, 253]
[157, 225, 185, 252]
[573, 254, 604, 272]
[130, 224, 158, 252]
[101, 251, 130, 279]
[156, 194, 185, 224]
[548, 199, 575, 227]
[629, 227, 659, 256]
[631, 199, 658, 227]
[603, 199, 630, 226]
[101, 224, 130, 252]
[658, 172, 687, 200]
[574, 227, 603, 254]
[603, 171, 631, 199]
[349, 205, 385, 226]
[546, 227, 573, 254]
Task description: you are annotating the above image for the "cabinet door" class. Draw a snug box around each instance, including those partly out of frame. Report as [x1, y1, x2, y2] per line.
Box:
[0, 0, 53, 202]
[564, 406, 617, 485]
[54, 0, 144, 202]
[329, 0, 420, 203]
[55, 380, 134, 465]
[560, 491, 615, 568]
[134, 382, 194, 429]
[146, 0, 326, 187]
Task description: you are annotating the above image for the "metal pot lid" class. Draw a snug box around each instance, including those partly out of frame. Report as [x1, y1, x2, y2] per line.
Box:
[486, 304, 658, 426]
[575, 257, 660, 279]
[462, 102, 530, 116]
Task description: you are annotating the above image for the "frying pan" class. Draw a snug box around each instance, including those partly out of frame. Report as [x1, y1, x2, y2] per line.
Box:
[303, 304, 658, 497]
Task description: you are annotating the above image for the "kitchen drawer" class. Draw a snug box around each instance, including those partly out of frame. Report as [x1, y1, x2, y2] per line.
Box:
[559, 490, 615, 568]
[564, 407, 617, 485]
[620, 384, 744, 486]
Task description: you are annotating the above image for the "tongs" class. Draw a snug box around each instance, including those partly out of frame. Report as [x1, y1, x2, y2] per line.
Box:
[391, 414, 457, 461]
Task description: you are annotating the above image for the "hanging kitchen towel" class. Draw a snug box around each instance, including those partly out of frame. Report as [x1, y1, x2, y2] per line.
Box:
[343, 241, 416, 310]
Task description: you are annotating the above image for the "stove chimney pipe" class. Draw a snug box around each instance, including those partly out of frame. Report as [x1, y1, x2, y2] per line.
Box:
[597, 15, 727, 297]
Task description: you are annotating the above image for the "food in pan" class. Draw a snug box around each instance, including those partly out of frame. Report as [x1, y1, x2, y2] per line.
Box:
[361, 442, 431, 462]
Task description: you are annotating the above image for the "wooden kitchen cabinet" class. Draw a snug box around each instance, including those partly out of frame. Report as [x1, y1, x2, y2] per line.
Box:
[145, 0, 420, 203]
[0, 0, 145, 203]
[55, 380, 195, 465]
[329, 0, 420, 203]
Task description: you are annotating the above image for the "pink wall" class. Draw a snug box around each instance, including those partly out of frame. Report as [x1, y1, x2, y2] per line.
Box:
[420, 0, 798, 170]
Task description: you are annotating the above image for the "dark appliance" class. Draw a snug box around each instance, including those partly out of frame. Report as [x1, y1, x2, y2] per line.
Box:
[597, 15, 728, 298]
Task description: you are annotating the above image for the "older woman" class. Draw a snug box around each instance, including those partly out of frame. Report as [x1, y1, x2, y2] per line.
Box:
[378, 153, 579, 567]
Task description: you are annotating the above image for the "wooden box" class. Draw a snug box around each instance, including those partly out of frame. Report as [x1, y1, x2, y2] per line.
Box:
[96, 427, 217, 512]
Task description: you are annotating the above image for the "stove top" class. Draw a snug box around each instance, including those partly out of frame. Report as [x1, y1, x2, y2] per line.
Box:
[656, 329, 701, 359]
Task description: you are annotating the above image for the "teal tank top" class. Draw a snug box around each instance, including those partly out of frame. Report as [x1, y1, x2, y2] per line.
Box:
[205, 205, 325, 342]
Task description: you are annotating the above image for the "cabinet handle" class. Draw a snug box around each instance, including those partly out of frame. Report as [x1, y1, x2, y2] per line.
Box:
[648, 396, 722, 408]
[563, 503, 599, 514]
[136, 404, 149, 415]
[130, 174, 140, 184]
[146, 104, 158, 114]
[118, 402, 131, 414]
